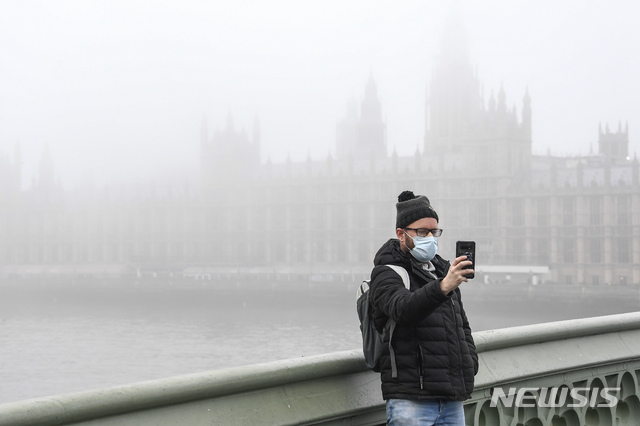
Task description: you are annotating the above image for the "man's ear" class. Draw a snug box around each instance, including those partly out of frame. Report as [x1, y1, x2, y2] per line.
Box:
[395, 228, 405, 241]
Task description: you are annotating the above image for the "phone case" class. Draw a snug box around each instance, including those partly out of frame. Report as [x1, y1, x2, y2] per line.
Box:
[455, 241, 475, 279]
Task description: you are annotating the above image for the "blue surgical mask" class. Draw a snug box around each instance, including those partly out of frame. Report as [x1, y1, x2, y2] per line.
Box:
[404, 231, 438, 263]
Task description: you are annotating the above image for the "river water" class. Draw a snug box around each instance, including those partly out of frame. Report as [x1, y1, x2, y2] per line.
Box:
[0, 278, 638, 404]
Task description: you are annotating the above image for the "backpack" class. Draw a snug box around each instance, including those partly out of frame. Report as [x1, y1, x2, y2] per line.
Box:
[356, 264, 410, 378]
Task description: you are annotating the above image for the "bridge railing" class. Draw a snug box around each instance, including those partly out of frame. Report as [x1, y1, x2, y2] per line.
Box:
[1, 312, 639, 426]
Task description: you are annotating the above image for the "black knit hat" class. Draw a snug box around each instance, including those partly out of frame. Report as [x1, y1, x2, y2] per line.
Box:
[395, 190, 439, 229]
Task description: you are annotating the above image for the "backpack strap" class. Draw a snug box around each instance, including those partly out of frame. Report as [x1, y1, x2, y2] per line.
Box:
[383, 265, 410, 378]
[356, 280, 369, 300]
[386, 265, 410, 290]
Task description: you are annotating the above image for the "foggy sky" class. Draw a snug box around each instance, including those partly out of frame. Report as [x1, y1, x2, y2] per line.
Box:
[1, 0, 639, 189]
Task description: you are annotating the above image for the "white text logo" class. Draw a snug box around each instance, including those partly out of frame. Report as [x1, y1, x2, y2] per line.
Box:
[490, 387, 620, 408]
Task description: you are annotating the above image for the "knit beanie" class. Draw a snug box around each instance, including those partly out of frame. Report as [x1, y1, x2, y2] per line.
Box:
[395, 190, 439, 229]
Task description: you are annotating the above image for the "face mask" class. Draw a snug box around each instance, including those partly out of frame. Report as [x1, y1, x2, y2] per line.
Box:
[404, 231, 438, 263]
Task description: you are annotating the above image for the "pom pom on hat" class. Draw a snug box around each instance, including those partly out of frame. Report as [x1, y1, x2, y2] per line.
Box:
[398, 190, 416, 203]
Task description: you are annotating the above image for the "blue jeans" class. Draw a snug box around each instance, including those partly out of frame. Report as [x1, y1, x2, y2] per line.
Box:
[386, 398, 465, 426]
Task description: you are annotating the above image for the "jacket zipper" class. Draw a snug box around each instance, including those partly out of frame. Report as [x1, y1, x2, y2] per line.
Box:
[417, 345, 425, 390]
[451, 298, 466, 399]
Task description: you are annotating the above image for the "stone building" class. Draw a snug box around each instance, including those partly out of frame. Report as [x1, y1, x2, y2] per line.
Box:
[0, 20, 638, 286]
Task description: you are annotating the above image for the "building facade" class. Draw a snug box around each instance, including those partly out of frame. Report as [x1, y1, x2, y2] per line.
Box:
[1, 24, 638, 286]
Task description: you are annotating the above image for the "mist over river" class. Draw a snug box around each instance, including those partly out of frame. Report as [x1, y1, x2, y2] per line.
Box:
[1, 278, 638, 404]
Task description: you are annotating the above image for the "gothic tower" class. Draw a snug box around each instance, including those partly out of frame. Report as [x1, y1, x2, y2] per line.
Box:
[424, 9, 481, 154]
[424, 9, 532, 179]
[336, 74, 387, 160]
[598, 122, 629, 161]
[358, 73, 387, 158]
[200, 113, 261, 191]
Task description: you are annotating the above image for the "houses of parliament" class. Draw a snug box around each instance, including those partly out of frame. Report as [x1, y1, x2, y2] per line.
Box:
[1, 25, 638, 287]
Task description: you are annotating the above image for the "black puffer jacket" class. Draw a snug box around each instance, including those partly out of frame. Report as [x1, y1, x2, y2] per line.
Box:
[369, 239, 478, 401]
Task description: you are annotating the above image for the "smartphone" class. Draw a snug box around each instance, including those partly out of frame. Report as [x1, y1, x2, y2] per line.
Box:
[455, 241, 476, 279]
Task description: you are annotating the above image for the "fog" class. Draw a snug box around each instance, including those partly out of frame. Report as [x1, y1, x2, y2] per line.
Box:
[1, 0, 639, 188]
[2, 1, 640, 404]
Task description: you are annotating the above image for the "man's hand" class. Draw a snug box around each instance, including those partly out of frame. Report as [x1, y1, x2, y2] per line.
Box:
[440, 256, 474, 295]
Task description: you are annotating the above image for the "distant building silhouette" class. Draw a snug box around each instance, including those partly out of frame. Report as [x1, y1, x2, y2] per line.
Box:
[336, 73, 387, 161]
[0, 16, 638, 286]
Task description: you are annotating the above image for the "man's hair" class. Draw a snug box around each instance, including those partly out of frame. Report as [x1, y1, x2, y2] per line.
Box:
[395, 190, 439, 229]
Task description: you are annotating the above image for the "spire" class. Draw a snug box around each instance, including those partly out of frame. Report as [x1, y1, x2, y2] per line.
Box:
[361, 72, 382, 122]
[225, 111, 234, 133]
[488, 90, 496, 111]
[38, 143, 56, 190]
[364, 71, 378, 101]
[498, 83, 506, 112]
[522, 87, 532, 140]
[358, 73, 386, 159]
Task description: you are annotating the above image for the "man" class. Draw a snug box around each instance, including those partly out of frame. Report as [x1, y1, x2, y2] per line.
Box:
[369, 190, 478, 426]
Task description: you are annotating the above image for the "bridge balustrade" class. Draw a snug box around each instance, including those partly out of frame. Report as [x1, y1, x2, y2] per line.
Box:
[1, 312, 639, 425]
